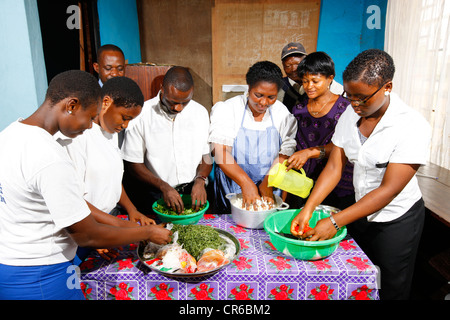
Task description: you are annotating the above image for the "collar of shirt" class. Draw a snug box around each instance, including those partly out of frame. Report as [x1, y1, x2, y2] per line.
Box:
[239, 94, 271, 123]
[157, 91, 179, 121]
[350, 93, 404, 131]
[288, 77, 303, 93]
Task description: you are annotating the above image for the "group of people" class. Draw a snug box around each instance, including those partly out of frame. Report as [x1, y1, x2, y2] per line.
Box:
[0, 41, 431, 301]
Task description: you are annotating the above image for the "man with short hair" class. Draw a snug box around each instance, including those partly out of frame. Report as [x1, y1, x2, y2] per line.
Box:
[122, 66, 212, 215]
[93, 44, 126, 87]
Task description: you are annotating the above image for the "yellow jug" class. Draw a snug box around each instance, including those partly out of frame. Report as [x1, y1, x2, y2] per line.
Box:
[268, 161, 314, 198]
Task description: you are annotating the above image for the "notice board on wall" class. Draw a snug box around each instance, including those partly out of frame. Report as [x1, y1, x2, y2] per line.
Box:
[212, 0, 321, 104]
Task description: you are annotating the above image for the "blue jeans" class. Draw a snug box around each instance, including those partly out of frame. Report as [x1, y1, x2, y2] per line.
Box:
[0, 261, 86, 300]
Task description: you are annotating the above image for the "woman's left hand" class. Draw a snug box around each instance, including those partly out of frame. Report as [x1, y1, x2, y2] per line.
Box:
[258, 183, 275, 209]
[128, 209, 156, 226]
[96, 248, 121, 261]
[304, 217, 337, 241]
[286, 150, 311, 171]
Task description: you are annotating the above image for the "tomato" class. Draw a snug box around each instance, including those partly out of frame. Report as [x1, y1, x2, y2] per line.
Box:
[294, 224, 312, 233]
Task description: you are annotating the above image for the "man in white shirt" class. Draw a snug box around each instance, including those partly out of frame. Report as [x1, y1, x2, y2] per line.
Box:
[122, 66, 212, 215]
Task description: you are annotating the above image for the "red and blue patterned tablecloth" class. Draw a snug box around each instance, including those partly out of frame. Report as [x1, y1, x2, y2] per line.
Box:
[80, 213, 379, 300]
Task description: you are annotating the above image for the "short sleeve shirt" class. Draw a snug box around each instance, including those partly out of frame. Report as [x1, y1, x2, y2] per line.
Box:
[332, 93, 431, 222]
[56, 123, 123, 214]
[0, 121, 90, 265]
[121, 94, 210, 187]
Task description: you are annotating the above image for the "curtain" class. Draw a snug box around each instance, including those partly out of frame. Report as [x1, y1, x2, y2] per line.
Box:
[385, 0, 450, 169]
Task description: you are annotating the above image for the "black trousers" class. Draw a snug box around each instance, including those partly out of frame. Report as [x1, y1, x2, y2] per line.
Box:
[347, 198, 425, 300]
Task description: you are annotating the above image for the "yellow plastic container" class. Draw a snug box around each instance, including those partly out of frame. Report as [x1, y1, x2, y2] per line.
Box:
[268, 161, 314, 198]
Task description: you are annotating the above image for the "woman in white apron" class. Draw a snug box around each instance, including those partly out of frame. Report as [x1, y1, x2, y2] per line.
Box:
[209, 61, 297, 214]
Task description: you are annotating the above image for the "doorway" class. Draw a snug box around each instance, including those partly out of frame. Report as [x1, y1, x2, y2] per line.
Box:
[37, 0, 100, 83]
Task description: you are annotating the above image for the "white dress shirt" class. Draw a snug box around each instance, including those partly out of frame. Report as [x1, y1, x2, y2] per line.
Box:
[332, 93, 431, 222]
[122, 93, 210, 187]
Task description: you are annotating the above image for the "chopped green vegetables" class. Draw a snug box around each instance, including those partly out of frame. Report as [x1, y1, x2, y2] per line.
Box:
[155, 202, 207, 216]
[171, 224, 226, 259]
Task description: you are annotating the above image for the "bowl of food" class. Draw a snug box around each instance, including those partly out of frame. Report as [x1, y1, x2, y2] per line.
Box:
[152, 194, 209, 225]
[226, 193, 289, 229]
[263, 206, 347, 260]
[138, 224, 240, 278]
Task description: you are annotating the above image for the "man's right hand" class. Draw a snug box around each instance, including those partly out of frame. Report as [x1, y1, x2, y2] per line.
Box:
[160, 183, 185, 214]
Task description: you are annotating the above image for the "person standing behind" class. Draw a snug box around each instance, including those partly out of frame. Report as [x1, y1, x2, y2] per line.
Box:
[0, 70, 171, 300]
[93, 44, 126, 87]
[93, 44, 127, 148]
[278, 42, 344, 113]
[122, 66, 212, 215]
[285, 52, 355, 210]
[277, 42, 308, 112]
[290, 49, 431, 300]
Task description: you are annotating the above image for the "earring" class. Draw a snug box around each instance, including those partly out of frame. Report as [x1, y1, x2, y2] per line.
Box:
[385, 91, 390, 96]
[67, 110, 72, 114]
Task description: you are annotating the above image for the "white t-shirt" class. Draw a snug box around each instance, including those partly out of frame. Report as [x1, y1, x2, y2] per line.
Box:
[332, 93, 431, 222]
[121, 94, 210, 187]
[0, 121, 90, 266]
[55, 123, 123, 214]
[208, 94, 298, 157]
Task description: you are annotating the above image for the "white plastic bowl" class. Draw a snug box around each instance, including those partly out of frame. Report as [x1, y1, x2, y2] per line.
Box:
[226, 193, 289, 229]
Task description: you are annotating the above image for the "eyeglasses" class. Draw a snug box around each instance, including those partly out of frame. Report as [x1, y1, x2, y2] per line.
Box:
[342, 82, 388, 106]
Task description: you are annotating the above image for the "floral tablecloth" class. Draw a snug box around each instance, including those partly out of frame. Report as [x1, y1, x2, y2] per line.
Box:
[80, 214, 379, 300]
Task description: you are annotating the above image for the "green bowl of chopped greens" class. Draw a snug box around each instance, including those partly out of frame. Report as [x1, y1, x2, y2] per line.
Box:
[152, 194, 209, 225]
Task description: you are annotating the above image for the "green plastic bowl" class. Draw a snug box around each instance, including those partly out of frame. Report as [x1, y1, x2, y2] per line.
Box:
[263, 206, 347, 260]
[152, 195, 209, 225]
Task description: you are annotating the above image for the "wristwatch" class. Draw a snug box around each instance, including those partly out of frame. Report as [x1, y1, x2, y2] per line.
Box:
[195, 175, 208, 185]
[329, 215, 340, 231]
[318, 146, 325, 160]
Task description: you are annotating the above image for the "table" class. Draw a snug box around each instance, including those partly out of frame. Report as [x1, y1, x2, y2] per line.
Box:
[417, 162, 450, 227]
[79, 214, 379, 300]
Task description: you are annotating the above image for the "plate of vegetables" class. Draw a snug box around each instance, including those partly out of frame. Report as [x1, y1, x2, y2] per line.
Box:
[152, 194, 209, 225]
[138, 224, 240, 278]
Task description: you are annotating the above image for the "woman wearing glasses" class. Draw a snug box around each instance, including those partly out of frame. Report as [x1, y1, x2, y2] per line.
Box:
[285, 52, 355, 210]
[290, 49, 431, 300]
